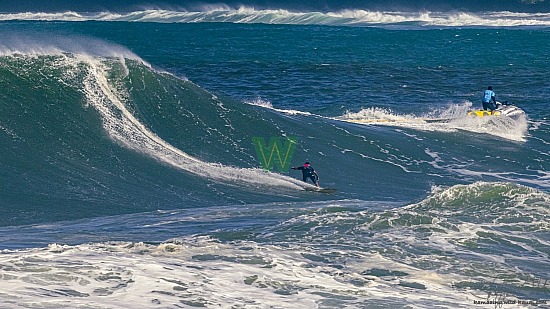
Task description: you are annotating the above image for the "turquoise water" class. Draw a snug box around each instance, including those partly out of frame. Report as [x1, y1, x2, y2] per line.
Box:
[0, 10, 549, 308]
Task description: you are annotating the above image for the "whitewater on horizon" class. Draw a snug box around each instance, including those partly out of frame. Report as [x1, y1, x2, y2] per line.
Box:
[1, 8, 550, 28]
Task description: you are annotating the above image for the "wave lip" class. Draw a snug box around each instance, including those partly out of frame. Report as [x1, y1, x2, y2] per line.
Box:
[0, 33, 144, 62]
[1, 9, 550, 27]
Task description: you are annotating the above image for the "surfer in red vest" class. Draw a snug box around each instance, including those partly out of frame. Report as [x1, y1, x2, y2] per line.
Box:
[291, 162, 319, 187]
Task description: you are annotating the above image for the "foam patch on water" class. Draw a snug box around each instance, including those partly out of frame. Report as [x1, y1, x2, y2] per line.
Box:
[0, 186, 548, 307]
[335, 107, 423, 124]
[334, 103, 529, 142]
[355, 182, 550, 300]
[0, 238, 473, 308]
[245, 98, 312, 116]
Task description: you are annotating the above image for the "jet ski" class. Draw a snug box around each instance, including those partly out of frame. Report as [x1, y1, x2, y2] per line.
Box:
[467, 101, 525, 119]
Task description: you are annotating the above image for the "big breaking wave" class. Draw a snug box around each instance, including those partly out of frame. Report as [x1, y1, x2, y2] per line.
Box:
[0, 37, 308, 192]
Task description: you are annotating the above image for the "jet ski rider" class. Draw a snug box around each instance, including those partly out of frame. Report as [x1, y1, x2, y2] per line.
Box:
[482, 86, 497, 114]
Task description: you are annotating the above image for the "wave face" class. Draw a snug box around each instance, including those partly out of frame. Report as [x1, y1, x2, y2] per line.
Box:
[2, 9, 550, 28]
[0, 44, 314, 225]
[0, 50, 436, 225]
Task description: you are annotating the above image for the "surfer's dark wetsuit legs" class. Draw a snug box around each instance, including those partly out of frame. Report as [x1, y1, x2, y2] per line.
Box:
[483, 101, 496, 111]
[303, 175, 318, 184]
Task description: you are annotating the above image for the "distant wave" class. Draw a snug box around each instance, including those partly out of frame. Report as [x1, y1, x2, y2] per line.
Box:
[1, 8, 550, 27]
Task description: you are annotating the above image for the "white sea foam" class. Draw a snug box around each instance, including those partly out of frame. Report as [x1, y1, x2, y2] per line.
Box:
[0, 237, 474, 308]
[335, 106, 422, 124]
[245, 97, 313, 116]
[334, 103, 529, 142]
[0, 186, 547, 307]
[1, 9, 550, 27]
[0, 33, 143, 62]
[356, 182, 550, 288]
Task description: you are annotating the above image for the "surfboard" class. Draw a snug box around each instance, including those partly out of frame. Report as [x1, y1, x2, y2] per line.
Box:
[304, 187, 337, 194]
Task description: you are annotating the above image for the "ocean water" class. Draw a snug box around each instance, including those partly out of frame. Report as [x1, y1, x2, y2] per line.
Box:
[0, 6, 549, 309]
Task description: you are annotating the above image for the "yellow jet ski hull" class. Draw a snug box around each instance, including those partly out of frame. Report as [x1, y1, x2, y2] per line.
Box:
[467, 110, 502, 117]
[468, 103, 525, 118]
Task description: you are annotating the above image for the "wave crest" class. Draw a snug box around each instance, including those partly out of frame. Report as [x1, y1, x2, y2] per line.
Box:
[1, 9, 550, 27]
